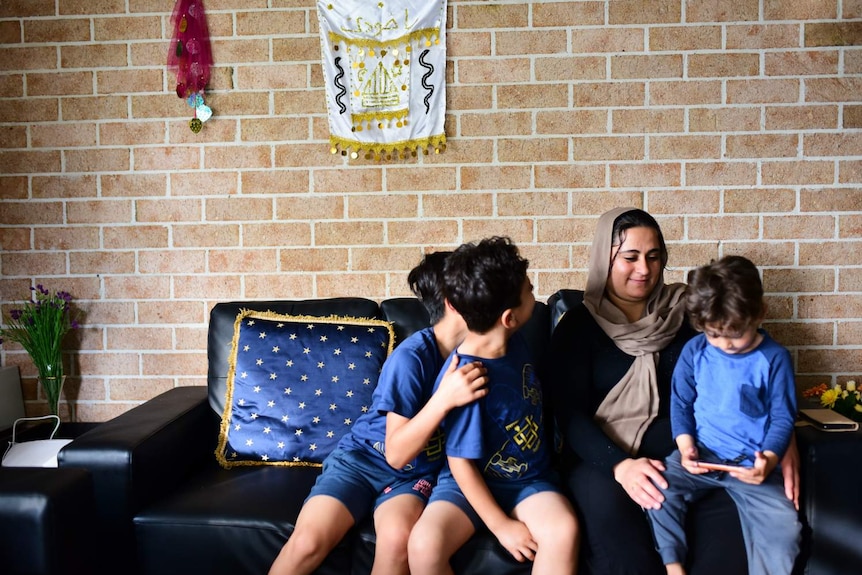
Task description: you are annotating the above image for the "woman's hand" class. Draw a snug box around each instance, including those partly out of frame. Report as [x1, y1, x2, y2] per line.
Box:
[613, 457, 668, 510]
[780, 434, 801, 510]
[491, 517, 538, 563]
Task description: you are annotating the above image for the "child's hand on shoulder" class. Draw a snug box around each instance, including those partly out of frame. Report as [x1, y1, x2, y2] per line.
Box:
[729, 451, 778, 485]
[437, 354, 488, 410]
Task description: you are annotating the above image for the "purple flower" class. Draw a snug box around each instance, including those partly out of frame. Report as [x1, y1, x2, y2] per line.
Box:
[10, 309, 22, 320]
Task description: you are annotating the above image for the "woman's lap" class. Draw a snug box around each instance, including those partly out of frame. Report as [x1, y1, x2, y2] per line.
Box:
[563, 461, 747, 575]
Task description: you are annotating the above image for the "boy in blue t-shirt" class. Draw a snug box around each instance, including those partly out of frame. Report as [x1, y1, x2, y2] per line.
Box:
[647, 255, 801, 575]
[408, 237, 580, 575]
[269, 252, 489, 575]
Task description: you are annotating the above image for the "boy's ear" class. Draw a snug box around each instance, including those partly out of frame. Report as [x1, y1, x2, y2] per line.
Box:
[501, 307, 518, 329]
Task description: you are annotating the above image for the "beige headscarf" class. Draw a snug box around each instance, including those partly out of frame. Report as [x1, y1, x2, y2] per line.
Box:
[584, 207, 687, 455]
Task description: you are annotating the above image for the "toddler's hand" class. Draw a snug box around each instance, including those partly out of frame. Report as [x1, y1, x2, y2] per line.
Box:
[680, 445, 707, 475]
[730, 451, 775, 485]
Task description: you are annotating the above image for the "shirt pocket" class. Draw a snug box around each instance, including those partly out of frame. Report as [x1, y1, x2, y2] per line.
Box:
[739, 383, 767, 419]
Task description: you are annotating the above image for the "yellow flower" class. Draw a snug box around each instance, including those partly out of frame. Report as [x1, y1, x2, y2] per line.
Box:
[848, 380, 857, 392]
[820, 387, 840, 408]
[856, 404, 862, 414]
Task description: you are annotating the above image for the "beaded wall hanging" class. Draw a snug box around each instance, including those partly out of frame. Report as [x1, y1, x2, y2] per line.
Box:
[167, 0, 213, 133]
[317, 1, 447, 160]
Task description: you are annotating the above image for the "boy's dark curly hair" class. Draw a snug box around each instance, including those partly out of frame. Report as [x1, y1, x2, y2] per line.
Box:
[443, 236, 529, 334]
[686, 255, 764, 333]
[407, 251, 451, 325]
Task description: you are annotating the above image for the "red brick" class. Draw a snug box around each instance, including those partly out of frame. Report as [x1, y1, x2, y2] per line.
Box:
[461, 166, 532, 190]
[611, 163, 681, 188]
[608, 0, 681, 24]
[537, 56, 606, 83]
[726, 24, 802, 49]
[456, 4, 528, 29]
[534, 2, 604, 27]
[687, 0, 759, 22]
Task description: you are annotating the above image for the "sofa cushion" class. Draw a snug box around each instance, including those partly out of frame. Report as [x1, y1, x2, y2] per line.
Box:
[215, 310, 394, 468]
[208, 298, 384, 416]
[134, 465, 353, 575]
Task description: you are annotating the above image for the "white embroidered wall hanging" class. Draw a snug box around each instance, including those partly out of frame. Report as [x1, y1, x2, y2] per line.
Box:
[317, 1, 447, 160]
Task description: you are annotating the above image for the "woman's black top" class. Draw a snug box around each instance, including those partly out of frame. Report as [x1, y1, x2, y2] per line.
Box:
[545, 302, 698, 470]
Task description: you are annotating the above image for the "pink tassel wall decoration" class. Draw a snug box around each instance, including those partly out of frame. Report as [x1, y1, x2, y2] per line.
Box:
[167, 0, 213, 133]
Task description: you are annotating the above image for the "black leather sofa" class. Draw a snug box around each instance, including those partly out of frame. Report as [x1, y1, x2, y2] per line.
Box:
[46, 291, 860, 575]
[0, 467, 98, 575]
[57, 296, 551, 575]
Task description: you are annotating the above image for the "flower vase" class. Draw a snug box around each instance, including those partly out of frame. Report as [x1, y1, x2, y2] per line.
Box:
[38, 373, 66, 417]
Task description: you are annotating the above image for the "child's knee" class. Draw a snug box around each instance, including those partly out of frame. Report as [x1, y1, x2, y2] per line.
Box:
[286, 528, 331, 562]
[407, 527, 442, 563]
[534, 511, 579, 550]
[375, 522, 412, 556]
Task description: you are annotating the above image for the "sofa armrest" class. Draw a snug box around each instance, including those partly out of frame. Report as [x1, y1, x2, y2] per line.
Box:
[58, 386, 214, 527]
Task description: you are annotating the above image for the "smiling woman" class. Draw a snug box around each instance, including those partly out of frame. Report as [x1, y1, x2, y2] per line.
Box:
[543, 207, 752, 575]
[604, 216, 667, 323]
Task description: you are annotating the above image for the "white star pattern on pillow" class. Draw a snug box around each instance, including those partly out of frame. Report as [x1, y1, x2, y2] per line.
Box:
[217, 311, 393, 468]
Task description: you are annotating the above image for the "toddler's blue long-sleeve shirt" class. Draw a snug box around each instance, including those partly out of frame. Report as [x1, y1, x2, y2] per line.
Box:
[670, 330, 797, 465]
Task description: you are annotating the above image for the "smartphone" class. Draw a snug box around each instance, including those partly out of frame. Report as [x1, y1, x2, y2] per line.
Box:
[695, 461, 747, 473]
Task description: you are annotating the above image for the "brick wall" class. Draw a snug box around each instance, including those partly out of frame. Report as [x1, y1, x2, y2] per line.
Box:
[1, 0, 860, 421]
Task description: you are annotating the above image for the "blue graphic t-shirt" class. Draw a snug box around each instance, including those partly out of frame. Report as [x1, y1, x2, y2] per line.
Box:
[437, 332, 550, 482]
[338, 327, 447, 477]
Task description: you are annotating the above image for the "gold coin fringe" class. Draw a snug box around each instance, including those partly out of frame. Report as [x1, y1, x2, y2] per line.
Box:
[329, 133, 447, 161]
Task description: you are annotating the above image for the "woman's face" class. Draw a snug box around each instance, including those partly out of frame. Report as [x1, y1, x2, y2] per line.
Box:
[606, 226, 663, 311]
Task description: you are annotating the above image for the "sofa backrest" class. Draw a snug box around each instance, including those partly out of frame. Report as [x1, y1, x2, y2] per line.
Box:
[546, 289, 585, 331]
[207, 297, 552, 416]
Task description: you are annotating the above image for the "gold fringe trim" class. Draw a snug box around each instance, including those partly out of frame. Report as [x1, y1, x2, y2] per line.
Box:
[329, 132, 447, 160]
[328, 27, 440, 50]
[214, 309, 395, 469]
[352, 107, 409, 127]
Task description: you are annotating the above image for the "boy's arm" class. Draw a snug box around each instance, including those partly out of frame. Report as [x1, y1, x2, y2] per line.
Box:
[448, 456, 538, 563]
[384, 355, 487, 470]
[670, 342, 698, 444]
[671, 343, 712, 475]
[731, 347, 796, 486]
[760, 348, 797, 460]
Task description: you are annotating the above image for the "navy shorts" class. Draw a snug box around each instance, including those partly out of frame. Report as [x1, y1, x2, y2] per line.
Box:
[307, 447, 435, 523]
[428, 466, 563, 530]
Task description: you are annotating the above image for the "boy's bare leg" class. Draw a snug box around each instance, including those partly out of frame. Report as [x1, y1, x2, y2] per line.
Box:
[408, 501, 476, 575]
[666, 562, 686, 575]
[369, 494, 425, 575]
[513, 491, 580, 575]
[268, 495, 354, 575]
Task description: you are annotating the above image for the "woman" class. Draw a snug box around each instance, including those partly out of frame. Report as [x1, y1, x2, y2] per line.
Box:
[544, 207, 799, 574]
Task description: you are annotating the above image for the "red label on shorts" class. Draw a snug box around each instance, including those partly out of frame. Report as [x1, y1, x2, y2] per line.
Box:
[412, 479, 432, 498]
